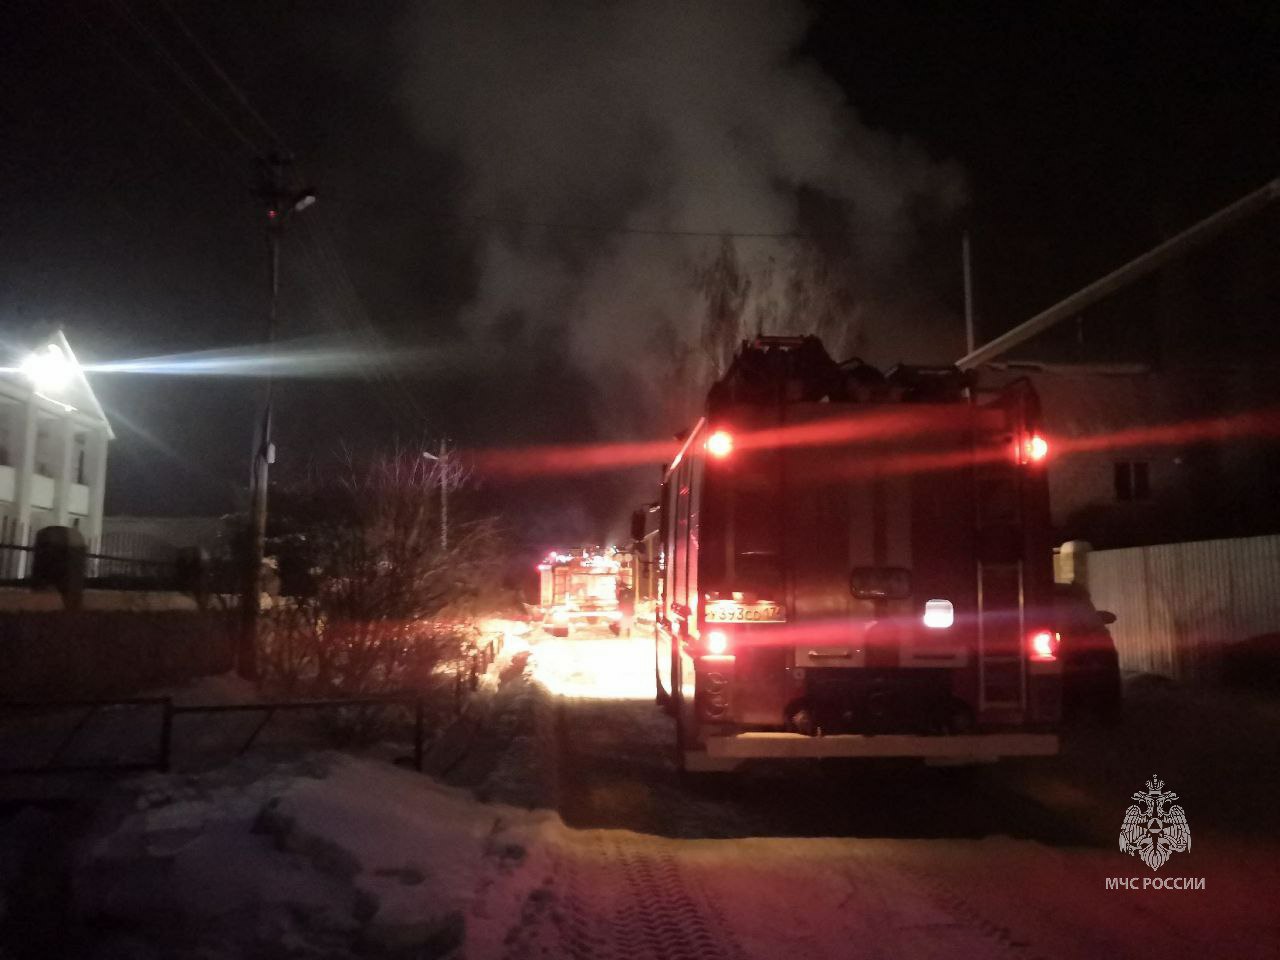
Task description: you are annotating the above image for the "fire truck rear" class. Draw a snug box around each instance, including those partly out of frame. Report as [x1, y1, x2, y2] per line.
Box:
[654, 337, 1061, 772]
[538, 549, 624, 637]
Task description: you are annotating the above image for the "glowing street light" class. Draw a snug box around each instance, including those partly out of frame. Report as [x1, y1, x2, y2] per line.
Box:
[20, 343, 76, 393]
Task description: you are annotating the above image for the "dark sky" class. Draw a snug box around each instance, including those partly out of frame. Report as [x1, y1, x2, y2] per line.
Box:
[3, 1, 1278, 542]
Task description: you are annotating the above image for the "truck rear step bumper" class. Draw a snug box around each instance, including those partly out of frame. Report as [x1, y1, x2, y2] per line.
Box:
[701, 732, 1058, 762]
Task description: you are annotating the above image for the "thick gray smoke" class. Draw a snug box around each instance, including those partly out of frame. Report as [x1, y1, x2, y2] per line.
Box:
[400, 0, 966, 437]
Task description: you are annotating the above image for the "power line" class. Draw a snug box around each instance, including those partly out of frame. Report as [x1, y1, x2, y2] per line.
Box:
[323, 191, 915, 243]
[66, 2, 251, 187]
[104, 0, 261, 155]
[292, 214, 433, 431]
[89, 2, 433, 428]
[154, 0, 288, 152]
[304, 212, 435, 426]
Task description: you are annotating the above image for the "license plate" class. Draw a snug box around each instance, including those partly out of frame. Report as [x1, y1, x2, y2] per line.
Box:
[705, 601, 786, 623]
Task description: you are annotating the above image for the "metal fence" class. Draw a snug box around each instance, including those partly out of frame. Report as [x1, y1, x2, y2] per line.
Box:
[1086, 533, 1280, 682]
[0, 631, 504, 776]
[0, 695, 427, 776]
[0, 541, 32, 582]
[0, 540, 183, 588]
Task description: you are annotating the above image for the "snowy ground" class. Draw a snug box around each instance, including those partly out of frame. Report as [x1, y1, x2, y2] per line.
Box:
[4, 624, 1279, 958]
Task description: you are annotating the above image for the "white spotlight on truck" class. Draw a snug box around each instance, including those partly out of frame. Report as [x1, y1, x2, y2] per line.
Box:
[922, 598, 954, 629]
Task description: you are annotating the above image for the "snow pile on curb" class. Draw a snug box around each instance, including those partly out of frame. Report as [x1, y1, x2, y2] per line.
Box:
[71, 753, 545, 957]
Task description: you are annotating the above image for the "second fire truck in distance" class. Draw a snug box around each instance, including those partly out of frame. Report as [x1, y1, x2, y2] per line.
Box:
[654, 336, 1062, 772]
[538, 548, 625, 637]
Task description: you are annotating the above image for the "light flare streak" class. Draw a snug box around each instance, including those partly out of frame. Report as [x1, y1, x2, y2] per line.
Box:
[76, 339, 444, 379]
[467, 406, 1280, 479]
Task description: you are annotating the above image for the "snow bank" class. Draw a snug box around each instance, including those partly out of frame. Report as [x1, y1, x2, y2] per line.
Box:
[71, 753, 549, 957]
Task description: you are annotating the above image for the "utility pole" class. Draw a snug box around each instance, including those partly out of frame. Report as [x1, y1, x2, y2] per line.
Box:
[422, 439, 452, 550]
[961, 231, 976, 355]
[238, 154, 315, 680]
[439, 437, 449, 551]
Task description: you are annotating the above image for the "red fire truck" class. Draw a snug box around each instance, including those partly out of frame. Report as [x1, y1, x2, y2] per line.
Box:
[654, 336, 1061, 772]
[538, 549, 624, 637]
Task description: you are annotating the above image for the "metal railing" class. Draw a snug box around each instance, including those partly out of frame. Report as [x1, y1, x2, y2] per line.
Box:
[0, 694, 428, 776]
[86, 551, 178, 587]
[0, 542, 33, 582]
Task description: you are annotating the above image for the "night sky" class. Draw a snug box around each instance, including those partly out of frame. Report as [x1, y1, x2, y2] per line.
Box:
[4, 1, 1278, 544]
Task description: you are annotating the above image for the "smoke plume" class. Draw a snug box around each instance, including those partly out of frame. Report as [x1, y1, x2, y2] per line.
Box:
[399, 0, 966, 439]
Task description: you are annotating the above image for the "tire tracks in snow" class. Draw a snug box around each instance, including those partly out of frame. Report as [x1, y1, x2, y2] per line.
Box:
[497, 832, 748, 960]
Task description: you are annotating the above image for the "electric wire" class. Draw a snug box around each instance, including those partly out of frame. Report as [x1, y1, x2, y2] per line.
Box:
[96, 0, 434, 432]
[65, 2, 252, 189]
[104, 0, 261, 155]
[301, 212, 435, 429]
[322, 191, 914, 244]
[154, 0, 288, 152]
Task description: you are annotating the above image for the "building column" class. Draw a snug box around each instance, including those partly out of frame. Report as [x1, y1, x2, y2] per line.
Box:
[52, 416, 75, 527]
[85, 428, 108, 553]
[11, 396, 38, 574]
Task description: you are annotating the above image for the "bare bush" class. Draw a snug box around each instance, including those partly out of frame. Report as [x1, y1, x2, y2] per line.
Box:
[257, 449, 503, 703]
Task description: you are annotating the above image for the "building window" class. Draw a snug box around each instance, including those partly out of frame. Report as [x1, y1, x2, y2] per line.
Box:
[0, 410, 11, 466]
[75, 434, 87, 484]
[34, 427, 52, 477]
[1114, 461, 1151, 502]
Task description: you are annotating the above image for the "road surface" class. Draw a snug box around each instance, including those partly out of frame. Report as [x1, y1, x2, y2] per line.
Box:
[467, 623, 1280, 959]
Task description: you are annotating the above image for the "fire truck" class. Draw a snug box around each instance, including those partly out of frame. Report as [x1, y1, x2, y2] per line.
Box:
[654, 336, 1061, 772]
[538, 549, 624, 637]
[628, 502, 661, 622]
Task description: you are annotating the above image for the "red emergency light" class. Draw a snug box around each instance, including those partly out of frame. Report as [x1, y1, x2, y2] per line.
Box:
[706, 629, 730, 655]
[1028, 629, 1059, 662]
[706, 430, 734, 459]
[1019, 433, 1049, 464]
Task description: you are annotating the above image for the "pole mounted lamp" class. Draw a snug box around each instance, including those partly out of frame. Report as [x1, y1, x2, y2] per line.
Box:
[422, 439, 451, 550]
[238, 153, 315, 681]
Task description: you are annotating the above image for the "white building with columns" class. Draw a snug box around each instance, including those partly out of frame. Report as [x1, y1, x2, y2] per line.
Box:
[0, 330, 112, 571]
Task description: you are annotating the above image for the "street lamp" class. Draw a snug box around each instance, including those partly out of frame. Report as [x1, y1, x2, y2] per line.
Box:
[422, 440, 451, 550]
[239, 155, 316, 680]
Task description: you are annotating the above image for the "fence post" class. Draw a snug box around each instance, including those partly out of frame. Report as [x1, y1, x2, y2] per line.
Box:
[31, 525, 86, 610]
[159, 698, 174, 772]
[413, 697, 424, 772]
[175, 546, 211, 610]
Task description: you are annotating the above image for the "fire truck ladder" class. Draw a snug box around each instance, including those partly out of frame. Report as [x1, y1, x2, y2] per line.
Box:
[974, 419, 1028, 716]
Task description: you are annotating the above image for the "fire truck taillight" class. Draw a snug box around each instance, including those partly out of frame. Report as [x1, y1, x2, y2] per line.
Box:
[706, 629, 730, 655]
[1028, 629, 1060, 662]
[1018, 433, 1049, 464]
[706, 430, 734, 459]
[922, 599, 954, 629]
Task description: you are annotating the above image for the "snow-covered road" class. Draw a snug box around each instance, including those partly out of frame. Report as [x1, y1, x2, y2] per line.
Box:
[20, 624, 1279, 958]
[489, 625, 1280, 959]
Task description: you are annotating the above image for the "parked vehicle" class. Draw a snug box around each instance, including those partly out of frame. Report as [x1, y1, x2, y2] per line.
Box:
[1054, 582, 1122, 723]
[537, 549, 623, 637]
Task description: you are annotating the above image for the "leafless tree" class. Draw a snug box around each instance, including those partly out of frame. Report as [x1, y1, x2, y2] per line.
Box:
[258, 449, 503, 701]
